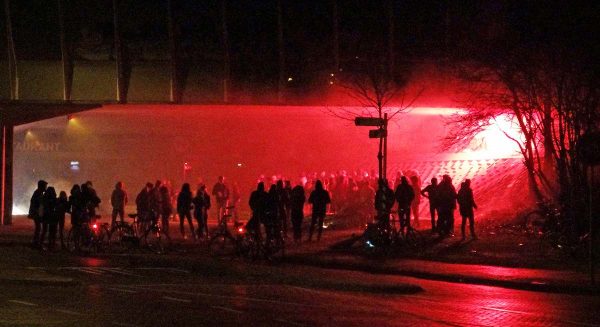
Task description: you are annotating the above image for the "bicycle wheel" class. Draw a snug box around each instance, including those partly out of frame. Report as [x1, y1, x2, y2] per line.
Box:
[208, 232, 237, 257]
[109, 224, 137, 253]
[143, 227, 172, 254]
[94, 225, 111, 253]
[66, 228, 79, 253]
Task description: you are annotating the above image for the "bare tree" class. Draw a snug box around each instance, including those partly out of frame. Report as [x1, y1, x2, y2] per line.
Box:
[444, 6, 600, 231]
[327, 58, 419, 122]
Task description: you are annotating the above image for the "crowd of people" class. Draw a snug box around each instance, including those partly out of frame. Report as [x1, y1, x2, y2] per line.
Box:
[27, 170, 478, 250]
[28, 180, 101, 250]
[377, 174, 478, 240]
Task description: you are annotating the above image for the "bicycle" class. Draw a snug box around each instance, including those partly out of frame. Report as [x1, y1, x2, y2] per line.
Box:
[108, 212, 171, 254]
[363, 212, 425, 255]
[66, 215, 110, 255]
[208, 206, 239, 256]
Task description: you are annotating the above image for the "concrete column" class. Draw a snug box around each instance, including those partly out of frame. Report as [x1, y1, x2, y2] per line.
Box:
[1, 124, 13, 225]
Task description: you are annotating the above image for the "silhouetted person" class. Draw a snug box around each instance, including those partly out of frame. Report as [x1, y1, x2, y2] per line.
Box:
[308, 180, 331, 241]
[437, 175, 457, 236]
[374, 179, 394, 225]
[290, 184, 306, 243]
[212, 176, 230, 224]
[28, 180, 47, 248]
[69, 185, 85, 228]
[40, 187, 58, 251]
[395, 176, 415, 235]
[410, 175, 422, 228]
[276, 180, 289, 235]
[111, 181, 128, 227]
[265, 184, 280, 242]
[177, 183, 194, 240]
[136, 183, 153, 222]
[193, 184, 211, 239]
[248, 182, 268, 234]
[421, 178, 439, 232]
[151, 180, 162, 221]
[56, 191, 69, 249]
[457, 179, 478, 240]
[159, 184, 172, 234]
[81, 181, 101, 220]
[284, 180, 292, 234]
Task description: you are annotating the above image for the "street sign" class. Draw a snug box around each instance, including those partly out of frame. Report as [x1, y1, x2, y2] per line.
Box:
[369, 128, 387, 138]
[355, 117, 384, 126]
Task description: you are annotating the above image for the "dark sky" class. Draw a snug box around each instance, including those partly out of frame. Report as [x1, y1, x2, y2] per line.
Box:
[2, 1, 598, 88]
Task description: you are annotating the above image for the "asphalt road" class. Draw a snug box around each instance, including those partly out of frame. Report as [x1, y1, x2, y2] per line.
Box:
[1, 251, 600, 327]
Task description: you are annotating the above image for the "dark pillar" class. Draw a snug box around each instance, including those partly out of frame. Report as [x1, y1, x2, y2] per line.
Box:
[1, 124, 13, 225]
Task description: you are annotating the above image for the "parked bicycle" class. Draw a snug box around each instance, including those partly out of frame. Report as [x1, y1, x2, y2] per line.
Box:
[362, 213, 424, 255]
[108, 212, 171, 254]
[208, 206, 239, 256]
[66, 215, 110, 255]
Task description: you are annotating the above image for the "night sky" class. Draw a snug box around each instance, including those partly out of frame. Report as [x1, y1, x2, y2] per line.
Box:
[2, 1, 598, 90]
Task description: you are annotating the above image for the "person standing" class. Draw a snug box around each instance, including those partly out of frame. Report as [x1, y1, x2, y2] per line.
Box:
[395, 176, 415, 236]
[457, 179, 478, 240]
[177, 183, 195, 240]
[40, 187, 58, 251]
[69, 185, 85, 232]
[265, 184, 280, 243]
[56, 191, 70, 250]
[159, 184, 172, 234]
[437, 175, 457, 236]
[82, 181, 101, 220]
[308, 180, 331, 241]
[28, 180, 47, 248]
[247, 182, 268, 234]
[135, 183, 153, 222]
[110, 181, 128, 227]
[193, 184, 211, 239]
[283, 180, 293, 234]
[410, 175, 422, 228]
[212, 176, 230, 224]
[275, 180, 289, 235]
[289, 183, 305, 243]
[421, 178, 439, 232]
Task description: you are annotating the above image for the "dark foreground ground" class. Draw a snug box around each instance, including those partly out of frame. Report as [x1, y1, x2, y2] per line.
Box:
[0, 218, 599, 326]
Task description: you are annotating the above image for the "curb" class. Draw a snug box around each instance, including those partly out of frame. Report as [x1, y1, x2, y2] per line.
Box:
[284, 255, 600, 296]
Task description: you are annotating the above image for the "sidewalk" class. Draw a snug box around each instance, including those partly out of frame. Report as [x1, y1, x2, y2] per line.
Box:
[4, 218, 599, 294]
[283, 232, 600, 295]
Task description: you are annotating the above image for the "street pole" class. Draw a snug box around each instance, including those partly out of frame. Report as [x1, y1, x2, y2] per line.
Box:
[377, 132, 383, 181]
[383, 113, 388, 181]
